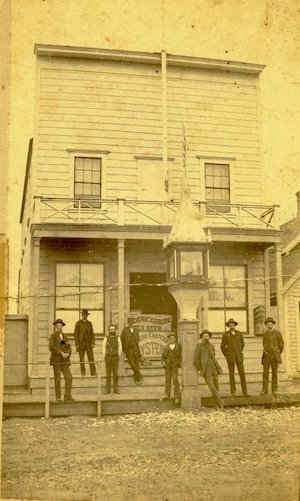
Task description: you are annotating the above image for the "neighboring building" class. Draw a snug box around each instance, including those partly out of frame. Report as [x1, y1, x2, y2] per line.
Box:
[271, 192, 300, 378]
[18, 45, 284, 390]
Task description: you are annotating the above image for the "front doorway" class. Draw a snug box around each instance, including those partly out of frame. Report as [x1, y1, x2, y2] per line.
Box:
[130, 272, 177, 331]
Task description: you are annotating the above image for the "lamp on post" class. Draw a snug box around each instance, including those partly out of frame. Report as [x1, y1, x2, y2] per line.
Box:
[163, 129, 211, 409]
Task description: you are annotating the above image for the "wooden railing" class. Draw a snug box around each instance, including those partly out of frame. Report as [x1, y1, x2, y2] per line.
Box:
[32, 196, 279, 230]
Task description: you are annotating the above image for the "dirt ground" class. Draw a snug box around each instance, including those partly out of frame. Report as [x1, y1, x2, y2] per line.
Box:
[1, 407, 300, 501]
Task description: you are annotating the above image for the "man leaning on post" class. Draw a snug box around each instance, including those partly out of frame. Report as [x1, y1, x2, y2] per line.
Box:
[49, 318, 74, 402]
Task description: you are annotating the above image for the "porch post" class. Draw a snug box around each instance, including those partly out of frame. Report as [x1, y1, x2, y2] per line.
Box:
[264, 247, 271, 317]
[117, 239, 125, 333]
[275, 243, 284, 331]
[29, 236, 40, 377]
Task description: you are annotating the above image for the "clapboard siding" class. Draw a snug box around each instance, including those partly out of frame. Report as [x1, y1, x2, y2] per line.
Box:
[35, 55, 262, 206]
[285, 280, 300, 374]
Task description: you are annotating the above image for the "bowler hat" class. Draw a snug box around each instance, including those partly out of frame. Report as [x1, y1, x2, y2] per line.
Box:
[226, 318, 238, 327]
[53, 318, 65, 326]
[264, 317, 276, 325]
[167, 332, 176, 338]
[81, 309, 89, 315]
[200, 329, 212, 338]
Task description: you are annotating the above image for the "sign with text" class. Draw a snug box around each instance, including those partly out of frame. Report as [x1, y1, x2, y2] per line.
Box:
[131, 314, 172, 358]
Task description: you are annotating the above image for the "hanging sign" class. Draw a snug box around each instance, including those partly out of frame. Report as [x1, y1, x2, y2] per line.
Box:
[130, 313, 172, 358]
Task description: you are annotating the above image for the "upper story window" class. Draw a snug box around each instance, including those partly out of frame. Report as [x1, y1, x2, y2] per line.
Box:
[74, 156, 101, 208]
[205, 163, 230, 212]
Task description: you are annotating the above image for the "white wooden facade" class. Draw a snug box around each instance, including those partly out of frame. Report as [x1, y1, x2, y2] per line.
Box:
[18, 46, 284, 379]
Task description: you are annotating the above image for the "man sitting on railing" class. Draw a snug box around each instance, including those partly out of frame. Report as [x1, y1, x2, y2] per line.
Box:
[49, 319, 74, 402]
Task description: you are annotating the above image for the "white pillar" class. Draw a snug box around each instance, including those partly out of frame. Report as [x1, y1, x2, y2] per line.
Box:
[29, 236, 40, 376]
[264, 247, 271, 317]
[275, 243, 284, 331]
[117, 239, 125, 333]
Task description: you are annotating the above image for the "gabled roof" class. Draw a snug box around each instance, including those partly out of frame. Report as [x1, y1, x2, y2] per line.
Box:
[283, 269, 300, 294]
[281, 217, 300, 254]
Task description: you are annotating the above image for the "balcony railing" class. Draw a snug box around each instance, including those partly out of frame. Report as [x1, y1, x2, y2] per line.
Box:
[32, 197, 279, 230]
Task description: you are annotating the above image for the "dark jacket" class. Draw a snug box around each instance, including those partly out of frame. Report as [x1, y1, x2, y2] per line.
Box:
[221, 330, 245, 363]
[161, 343, 182, 368]
[49, 331, 71, 365]
[121, 326, 140, 355]
[262, 329, 284, 363]
[193, 341, 222, 376]
[74, 319, 95, 347]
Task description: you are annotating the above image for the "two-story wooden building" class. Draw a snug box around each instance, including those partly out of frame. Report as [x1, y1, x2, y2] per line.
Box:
[18, 45, 285, 393]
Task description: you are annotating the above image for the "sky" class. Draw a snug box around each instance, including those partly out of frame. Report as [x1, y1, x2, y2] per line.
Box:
[6, 0, 300, 312]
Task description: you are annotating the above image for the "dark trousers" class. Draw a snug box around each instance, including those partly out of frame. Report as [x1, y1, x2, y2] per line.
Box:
[53, 363, 72, 400]
[203, 365, 223, 407]
[262, 355, 278, 393]
[78, 343, 96, 376]
[105, 354, 119, 391]
[227, 360, 248, 395]
[126, 348, 142, 382]
[165, 365, 180, 397]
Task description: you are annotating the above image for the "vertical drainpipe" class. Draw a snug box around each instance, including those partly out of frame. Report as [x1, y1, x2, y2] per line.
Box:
[161, 50, 171, 199]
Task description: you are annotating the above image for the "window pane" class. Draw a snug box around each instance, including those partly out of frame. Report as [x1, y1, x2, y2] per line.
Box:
[83, 183, 92, 195]
[213, 188, 221, 201]
[56, 263, 80, 286]
[221, 189, 230, 201]
[90, 310, 104, 335]
[225, 310, 247, 332]
[83, 158, 92, 170]
[220, 164, 229, 176]
[208, 288, 225, 307]
[206, 176, 214, 187]
[213, 176, 221, 187]
[75, 183, 84, 197]
[224, 266, 245, 287]
[80, 287, 104, 309]
[180, 251, 203, 275]
[81, 264, 104, 286]
[92, 171, 101, 184]
[92, 158, 101, 171]
[209, 266, 224, 287]
[92, 184, 100, 196]
[75, 157, 84, 170]
[75, 170, 83, 182]
[208, 310, 226, 332]
[205, 163, 213, 175]
[221, 177, 229, 188]
[55, 310, 80, 334]
[56, 286, 80, 309]
[83, 169, 92, 183]
[225, 288, 246, 307]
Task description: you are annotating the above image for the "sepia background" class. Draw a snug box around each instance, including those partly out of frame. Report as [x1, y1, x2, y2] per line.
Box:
[3, 0, 300, 312]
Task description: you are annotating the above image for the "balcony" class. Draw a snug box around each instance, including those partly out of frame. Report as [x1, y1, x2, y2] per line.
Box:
[32, 197, 279, 230]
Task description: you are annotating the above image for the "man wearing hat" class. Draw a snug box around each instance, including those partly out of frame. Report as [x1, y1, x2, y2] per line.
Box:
[74, 309, 96, 376]
[49, 319, 74, 402]
[221, 319, 249, 396]
[121, 317, 143, 384]
[102, 324, 122, 394]
[261, 317, 284, 396]
[194, 330, 224, 408]
[161, 332, 182, 403]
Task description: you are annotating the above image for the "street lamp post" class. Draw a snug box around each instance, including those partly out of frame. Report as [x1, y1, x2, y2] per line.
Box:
[163, 143, 211, 408]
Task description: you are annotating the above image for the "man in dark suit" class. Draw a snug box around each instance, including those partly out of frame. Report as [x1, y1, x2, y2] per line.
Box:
[102, 324, 122, 394]
[121, 317, 143, 384]
[221, 318, 249, 396]
[74, 309, 96, 376]
[194, 329, 224, 408]
[161, 332, 182, 403]
[49, 318, 74, 402]
[261, 317, 284, 396]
